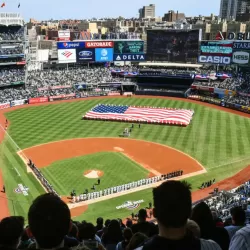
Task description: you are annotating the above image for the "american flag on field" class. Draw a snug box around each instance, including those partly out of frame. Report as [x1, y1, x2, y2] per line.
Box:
[84, 105, 194, 126]
[62, 51, 72, 58]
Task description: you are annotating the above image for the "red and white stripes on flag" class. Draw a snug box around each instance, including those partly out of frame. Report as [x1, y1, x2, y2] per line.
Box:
[84, 106, 194, 126]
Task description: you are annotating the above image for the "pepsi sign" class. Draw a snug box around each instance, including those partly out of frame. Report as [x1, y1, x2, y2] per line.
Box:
[76, 48, 95, 62]
[57, 42, 85, 49]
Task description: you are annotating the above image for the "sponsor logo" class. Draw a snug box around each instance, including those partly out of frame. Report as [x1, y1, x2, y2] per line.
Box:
[101, 49, 108, 57]
[62, 51, 73, 58]
[215, 31, 224, 40]
[232, 51, 249, 64]
[95, 48, 113, 62]
[57, 42, 85, 49]
[79, 51, 93, 57]
[198, 55, 231, 64]
[233, 42, 250, 50]
[116, 200, 144, 210]
[114, 54, 145, 61]
[14, 184, 29, 196]
[29, 97, 48, 104]
[86, 41, 113, 48]
[217, 31, 250, 40]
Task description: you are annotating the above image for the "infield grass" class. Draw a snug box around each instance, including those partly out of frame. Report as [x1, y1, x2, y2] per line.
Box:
[41, 152, 149, 196]
[1, 97, 250, 222]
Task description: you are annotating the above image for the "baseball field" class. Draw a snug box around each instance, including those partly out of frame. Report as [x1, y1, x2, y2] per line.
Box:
[1, 96, 250, 223]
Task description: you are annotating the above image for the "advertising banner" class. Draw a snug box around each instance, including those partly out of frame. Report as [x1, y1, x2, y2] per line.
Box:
[95, 48, 113, 62]
[58, 49, 76, 64]
[200, 41, 233, 56]
[38, 87, 49, 92]
[85, 41, 114, 48]
[58, 30, 70, 41]
[232, 42, 250, 65]
[57, 42, 85, 50]
[114, 40, 144, 54]
[10, 99, 27, 107]
[29, 97, 49, 104]
[214, 88, 226, 95]
[50, 85, 72, 90]
[147, 29, 200, 62]
[198, 55, 231, 65]
[76, 48, 95, 62]
[16, 61, 26, 65]
[49, 93, 75, 101]
[0, 102, 10, 110]
[199, 41, 233, 65]
[113, 53, 146, 61]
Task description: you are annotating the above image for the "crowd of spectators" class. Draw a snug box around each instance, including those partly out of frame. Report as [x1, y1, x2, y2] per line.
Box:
[193, 79, 237, 91]
[0, 67, 135, 103]
[0, 29, 24, 41]
[0, 46, 23, 55]
[3, 180, 250, 250]
[224, 95, 250, 107]
[0, 69, 25, 86]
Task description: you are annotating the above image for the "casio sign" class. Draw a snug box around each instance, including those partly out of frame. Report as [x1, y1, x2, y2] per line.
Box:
[199, 55, 231, 65]
[233, 51, 249, 64]
[79, 51, 92, 57]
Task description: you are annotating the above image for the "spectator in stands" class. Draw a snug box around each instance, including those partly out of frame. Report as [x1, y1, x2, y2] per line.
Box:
[191, 201, 229, 250]
[225, 206, 246, 240]
[64, 222, 79, 248]
[78, 222, 105, 250]
[0, 216, 24, 250]
[102, 219, 123, 250]
[116, 227, 133, 250]
[186, 219, 200, 238]
[136, 181, 221, 250]
[229, 225, 250, 250]
[27, 193, 72, 250]
[126, 233, 148, 250]
[211, 208, 224, 228]
[96, 217, 104, 232]
[18, 228, 34, 249]
[97, 219, 111, 238]
[131, 209, 158, 237]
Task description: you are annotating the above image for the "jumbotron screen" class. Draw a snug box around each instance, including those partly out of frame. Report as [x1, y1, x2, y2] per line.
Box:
[147, 29, 200, 63]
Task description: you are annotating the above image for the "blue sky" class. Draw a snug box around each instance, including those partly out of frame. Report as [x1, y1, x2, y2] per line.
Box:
[3, 0, 220, 21]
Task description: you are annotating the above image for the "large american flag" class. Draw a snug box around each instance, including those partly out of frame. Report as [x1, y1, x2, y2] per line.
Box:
[84, 105, 194, 126]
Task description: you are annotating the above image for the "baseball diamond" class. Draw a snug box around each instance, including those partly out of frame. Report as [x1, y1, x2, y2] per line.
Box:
[1, 96, 250, 223]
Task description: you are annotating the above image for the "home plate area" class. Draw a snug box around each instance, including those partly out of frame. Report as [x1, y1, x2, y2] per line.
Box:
[83, 104, 195, 126]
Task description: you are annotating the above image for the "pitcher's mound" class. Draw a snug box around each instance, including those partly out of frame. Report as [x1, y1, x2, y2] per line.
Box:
[84, 170, 104, 179]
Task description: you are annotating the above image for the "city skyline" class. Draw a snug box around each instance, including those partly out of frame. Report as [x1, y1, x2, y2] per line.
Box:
[2, 0, 220, 21]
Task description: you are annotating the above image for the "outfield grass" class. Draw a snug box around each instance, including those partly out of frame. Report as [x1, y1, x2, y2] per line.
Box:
[1, 97, 250, 222]
[41, 152, 149, 196]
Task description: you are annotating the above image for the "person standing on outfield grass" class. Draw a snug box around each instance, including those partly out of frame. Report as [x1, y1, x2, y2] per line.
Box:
[2, 185, 5, 193]
[139, 123, 141, 129]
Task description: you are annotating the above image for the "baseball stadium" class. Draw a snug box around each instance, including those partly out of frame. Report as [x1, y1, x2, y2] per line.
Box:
[1, 93, 250, 222]
[1, 14, 250, 250]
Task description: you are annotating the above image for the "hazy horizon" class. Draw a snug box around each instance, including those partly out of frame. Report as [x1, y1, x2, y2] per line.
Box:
[2, 0, 220, 21]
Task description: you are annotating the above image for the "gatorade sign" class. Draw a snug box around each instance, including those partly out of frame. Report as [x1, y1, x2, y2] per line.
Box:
[232, 51, 250, 64]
